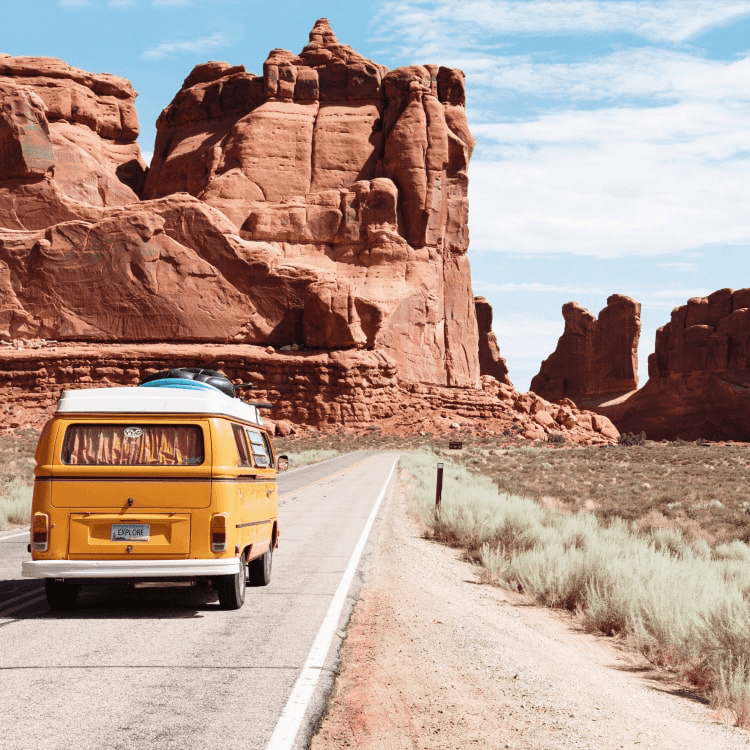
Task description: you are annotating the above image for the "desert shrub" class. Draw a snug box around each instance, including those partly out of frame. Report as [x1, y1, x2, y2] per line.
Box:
[401, 450, 750, 724]
[0, 477, 32, 529]
[714, 541, 750, 563]
[618, 431, 646, 446]
[283, 449, 341, 468]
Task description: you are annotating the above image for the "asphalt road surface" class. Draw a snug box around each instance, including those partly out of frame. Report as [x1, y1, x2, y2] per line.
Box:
[0, 450, 399, 750]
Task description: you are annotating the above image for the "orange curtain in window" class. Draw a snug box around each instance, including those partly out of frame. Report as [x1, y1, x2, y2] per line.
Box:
[63, 425, 203, 466]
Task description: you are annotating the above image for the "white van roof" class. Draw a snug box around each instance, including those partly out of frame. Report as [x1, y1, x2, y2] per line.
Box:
[56, 385, 264, 426]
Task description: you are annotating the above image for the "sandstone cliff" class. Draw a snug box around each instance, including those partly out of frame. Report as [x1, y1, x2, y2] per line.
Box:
[611, 288, 750, 441]
[533, 288, 750, 441]
[475, 296, 511, 385]
[0, 55, 145, 227]
[0, 20, 479, 388]
[0, 21, 620, 445]
[530, 295, 640, 404]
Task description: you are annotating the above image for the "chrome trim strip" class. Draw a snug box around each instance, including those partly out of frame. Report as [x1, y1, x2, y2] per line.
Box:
[21, 557, 241, 579]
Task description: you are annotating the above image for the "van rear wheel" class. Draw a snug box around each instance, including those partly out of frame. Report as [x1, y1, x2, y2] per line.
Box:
[217, 558, 246, 610]
[248, 546, 272, 587]
[45, 579, 80, 611]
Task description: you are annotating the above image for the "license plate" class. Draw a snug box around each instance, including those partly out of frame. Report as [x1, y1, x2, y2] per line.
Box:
[111, 524, 150, 542]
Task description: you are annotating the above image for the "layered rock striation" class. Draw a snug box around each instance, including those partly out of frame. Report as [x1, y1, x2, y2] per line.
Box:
[0, 55, 145, 227]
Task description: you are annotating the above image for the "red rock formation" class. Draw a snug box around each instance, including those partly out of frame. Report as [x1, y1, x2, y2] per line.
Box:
[0, 55, 145, 229]
[530, 294, 641, 404]
[609, 288, 750, 441]
[0, 20, 479, 388]
[0, 22, 620, 445]
[475, 296, 511, 385]
[0, 342, 619, 444]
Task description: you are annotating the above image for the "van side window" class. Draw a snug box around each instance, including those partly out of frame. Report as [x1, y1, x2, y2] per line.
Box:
[262, 432, 275, 468]
[232, 424, 253, 467]
[246, 429, 270, 468]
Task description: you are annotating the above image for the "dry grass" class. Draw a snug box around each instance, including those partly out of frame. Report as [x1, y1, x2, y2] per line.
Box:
[0, 428, 38, 530]
[398, 447, 750, 728]
[277, 431, 750, 546]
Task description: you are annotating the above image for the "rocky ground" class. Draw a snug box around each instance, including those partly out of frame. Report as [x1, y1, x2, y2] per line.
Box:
[310, 474, 750, 750]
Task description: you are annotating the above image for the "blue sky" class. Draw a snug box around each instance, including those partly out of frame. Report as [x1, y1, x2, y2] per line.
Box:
[3, 0, 750, 390]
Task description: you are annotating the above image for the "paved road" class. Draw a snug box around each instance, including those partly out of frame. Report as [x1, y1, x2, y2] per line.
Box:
[0, 451, 399, 750]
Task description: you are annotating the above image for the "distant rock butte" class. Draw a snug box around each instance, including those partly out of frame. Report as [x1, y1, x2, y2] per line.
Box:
[0, 21, 620, 444]
[532, 288, 750, 442]
[610, 288, 750, 441]
[475, 296, 511, 385]
[530, 294, 641, 404]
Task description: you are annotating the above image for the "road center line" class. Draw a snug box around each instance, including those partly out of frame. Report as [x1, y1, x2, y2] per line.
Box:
[265, 455, 399, 750]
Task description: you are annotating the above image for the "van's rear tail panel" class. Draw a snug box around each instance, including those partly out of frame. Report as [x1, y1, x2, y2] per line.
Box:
[68, 513, 191, 558]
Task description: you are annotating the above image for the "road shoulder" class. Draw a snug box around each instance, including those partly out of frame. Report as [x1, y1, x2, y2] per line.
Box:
[310, 469, 749, 749]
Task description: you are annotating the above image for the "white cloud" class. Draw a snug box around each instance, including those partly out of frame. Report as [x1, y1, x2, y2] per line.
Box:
[141, 31, 232, 60]
[468, 95, 750, 257]
[374, 0, 750, 53]
[463, 49, 750, 106]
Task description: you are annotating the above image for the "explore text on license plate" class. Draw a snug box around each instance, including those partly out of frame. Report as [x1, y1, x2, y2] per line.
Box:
[111, 524, 150, 542]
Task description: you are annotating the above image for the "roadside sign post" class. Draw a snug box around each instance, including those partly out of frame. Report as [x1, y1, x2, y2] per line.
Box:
[435, 462, 444, 510]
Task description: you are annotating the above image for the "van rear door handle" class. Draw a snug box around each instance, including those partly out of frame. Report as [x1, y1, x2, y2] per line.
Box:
[240, 473, 258, 479]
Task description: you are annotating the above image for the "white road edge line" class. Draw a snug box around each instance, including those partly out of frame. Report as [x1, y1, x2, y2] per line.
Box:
[266, 454, 399, 750]
[0, 530, 29, 541]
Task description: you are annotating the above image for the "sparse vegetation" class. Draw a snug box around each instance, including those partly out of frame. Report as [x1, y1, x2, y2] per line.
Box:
[281, 448, 342, 468]
[0, 428, 38, 530]
[399, 448, 750, 728]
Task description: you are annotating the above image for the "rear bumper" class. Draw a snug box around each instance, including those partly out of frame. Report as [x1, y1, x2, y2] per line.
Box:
[22, 557, 241, 580]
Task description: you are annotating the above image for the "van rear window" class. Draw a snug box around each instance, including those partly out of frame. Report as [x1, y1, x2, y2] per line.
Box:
[62, 424, 204, 466]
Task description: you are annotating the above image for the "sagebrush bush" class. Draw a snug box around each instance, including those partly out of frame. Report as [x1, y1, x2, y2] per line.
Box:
[0, 477, 32, 530]
[283, 448, 341, 468]
[400, 450, 750, 727]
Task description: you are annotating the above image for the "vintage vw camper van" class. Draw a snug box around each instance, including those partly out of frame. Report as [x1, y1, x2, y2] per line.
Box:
[22, 369, 286, 611]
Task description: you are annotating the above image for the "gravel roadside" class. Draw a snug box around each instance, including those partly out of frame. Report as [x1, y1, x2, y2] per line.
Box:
[310, 471, 750, 749]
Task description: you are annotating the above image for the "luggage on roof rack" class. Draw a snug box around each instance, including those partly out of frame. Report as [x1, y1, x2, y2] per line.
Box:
[140, 367, 236, 398]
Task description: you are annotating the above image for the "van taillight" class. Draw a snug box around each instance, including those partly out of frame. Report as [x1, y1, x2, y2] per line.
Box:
[211, 514, 227, 552]
[32, 513, 50, 552]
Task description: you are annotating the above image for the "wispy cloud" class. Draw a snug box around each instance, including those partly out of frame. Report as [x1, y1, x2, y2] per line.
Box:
[373, 0, 750, 53]
[469, 92, 750, 257]
[141, 31, 232, 60]
[464, 50, 750, 109]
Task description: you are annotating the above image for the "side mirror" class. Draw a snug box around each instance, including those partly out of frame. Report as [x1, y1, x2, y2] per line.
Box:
[276, 455, 289, 472]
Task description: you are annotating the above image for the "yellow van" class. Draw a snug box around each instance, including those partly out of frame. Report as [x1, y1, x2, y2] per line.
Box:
[22, 368, 286, 611]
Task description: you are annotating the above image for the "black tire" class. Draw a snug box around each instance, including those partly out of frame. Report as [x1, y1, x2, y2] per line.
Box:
[45, 579, 80, 611]
[217, 557, 246, 610]
[140, 369, 172, 384]
[248, 545, 273, 587]
[141, 368, 235, 398]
